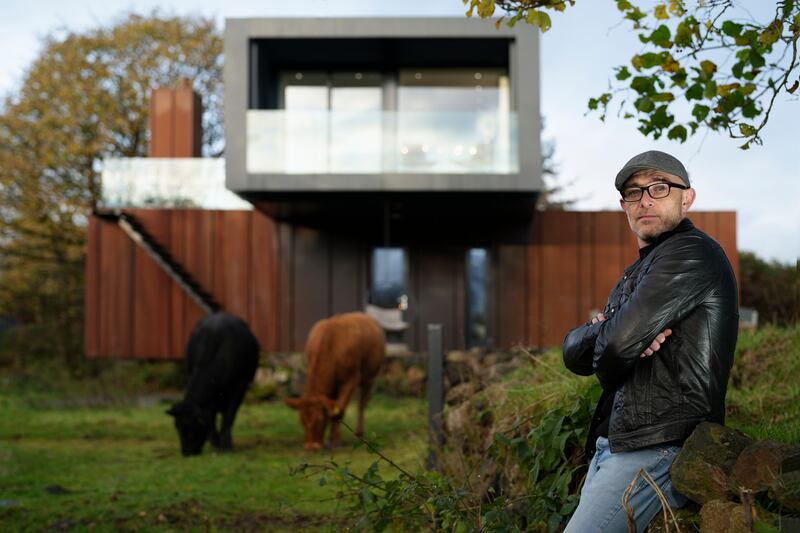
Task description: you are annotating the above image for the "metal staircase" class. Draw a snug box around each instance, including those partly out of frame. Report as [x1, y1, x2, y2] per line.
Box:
[95, 209, 221, 314]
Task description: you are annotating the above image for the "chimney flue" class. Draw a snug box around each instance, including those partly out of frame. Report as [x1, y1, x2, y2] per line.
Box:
[148, 78, 203, 158]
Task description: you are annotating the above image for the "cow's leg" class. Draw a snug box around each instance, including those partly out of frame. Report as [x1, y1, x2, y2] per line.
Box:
[219, 384, 248, 451]
[329, 379, 358, 448]
[328, 418, 341, 450]
[356, 379, 375, 438]
[209, 413, 222, 449]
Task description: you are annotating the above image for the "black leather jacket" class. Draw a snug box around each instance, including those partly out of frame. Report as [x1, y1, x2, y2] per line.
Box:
[563, 218, 738, 456]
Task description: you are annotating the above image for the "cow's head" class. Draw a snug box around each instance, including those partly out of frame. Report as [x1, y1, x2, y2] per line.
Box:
[284, 395, 339, 450]
[166, 401, 213, 456]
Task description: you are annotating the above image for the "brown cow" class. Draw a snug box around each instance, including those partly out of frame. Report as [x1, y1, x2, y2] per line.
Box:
[285, 312, 385, 450]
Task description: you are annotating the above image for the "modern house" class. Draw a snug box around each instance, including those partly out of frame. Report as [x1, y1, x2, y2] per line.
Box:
[85, 18, 738, 359]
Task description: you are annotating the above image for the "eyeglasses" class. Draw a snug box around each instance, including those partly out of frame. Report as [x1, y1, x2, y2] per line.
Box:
[621, 181, 688, 202]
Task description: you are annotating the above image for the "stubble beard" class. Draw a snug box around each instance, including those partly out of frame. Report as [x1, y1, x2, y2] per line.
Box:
[629, 206, 684, 244]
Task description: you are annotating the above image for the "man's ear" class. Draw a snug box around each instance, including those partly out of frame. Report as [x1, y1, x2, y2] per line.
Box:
[681, 188, 696, 214]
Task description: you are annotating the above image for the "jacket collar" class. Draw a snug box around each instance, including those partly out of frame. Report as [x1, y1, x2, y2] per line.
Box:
[639, 218, 694, 259]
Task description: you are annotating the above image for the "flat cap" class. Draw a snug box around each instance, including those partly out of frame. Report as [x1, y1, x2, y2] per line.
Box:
[615, 150, 690, 191]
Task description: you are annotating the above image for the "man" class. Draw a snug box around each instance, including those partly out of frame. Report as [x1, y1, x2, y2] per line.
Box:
[562, 150, 738, 532]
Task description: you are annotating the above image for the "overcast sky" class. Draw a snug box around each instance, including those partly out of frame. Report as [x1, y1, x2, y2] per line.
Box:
[1, 0, 798, 264]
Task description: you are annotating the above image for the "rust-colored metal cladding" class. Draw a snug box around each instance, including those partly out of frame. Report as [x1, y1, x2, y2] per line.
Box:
[86, 209, 280, 358]
[526, 215, 544, 347]
[576, 212, 595, 336]
[148, 80, 202, 158]
[97, 221, 134, 358]
[85, 208, 737, 357]
[132, 210, 172, 358]
[216, 211, 251, 320]
[169, 209, 187, 358]
[691, 212, 739, 286]
[251, 210, 280, 354]
[278, 223, 294, 353]
[522, 211, 738, 349]
[539, 211, 581, 348]
[84, 216, 101, 358]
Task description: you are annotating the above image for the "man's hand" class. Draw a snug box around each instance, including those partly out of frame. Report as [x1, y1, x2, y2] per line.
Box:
[641, 328, 672, 358]
[591, 313, 606, 325]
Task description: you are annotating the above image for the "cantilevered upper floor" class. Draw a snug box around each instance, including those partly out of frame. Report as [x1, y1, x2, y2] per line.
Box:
[224, 17, 542, 197]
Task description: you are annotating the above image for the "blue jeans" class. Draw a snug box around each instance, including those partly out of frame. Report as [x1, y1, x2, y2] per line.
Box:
[564, 437, 687, 533]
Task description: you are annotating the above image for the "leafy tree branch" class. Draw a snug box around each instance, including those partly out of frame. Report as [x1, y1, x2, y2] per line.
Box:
[465, 0, 800, 148]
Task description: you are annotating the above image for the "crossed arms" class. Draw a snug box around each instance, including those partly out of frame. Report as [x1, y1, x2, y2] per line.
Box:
[563, 236, 715, 389]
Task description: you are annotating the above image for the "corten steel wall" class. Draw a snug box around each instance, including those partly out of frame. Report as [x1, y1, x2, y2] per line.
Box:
[85, 209, 737, 357]
[85, 209, 280, 359]
[491, 211, 739, 349]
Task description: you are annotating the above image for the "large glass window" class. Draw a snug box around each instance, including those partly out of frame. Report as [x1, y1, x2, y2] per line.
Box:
[279, 71, 383, 173]
[465, 248, 490, 348]
[396, 69, 511, 173]
[370, 248, 407, 309]
[329, 72, 383, 173]
[281, 72, 328, 173]
[246, 67, 517, 174]
[370, 247, 408, 344]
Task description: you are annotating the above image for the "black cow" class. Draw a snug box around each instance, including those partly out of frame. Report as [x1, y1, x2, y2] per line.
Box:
[167, 312, 259, 456]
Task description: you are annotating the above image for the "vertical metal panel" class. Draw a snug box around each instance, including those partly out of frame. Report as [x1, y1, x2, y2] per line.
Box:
[216, 211, 251, 320]
[169, 209, 188, 358]
[453, 251, 466, 350]
[186, 210, 216, 299]
[690, 212, 708, 236]
[576, 212, 594, 327]
[84, 216, 101, 358]
[278, 222, 294, 351]
[174, 85, 202, 157]
[525, 214, 543, 347]
[493, 244, 526, 349]
[180, 210, 210, 353]
[412, 247, 464, 351]
[620, 214, 640, 267]
[98, 221, 133, 358]
[292, 226, 330, 350]
[715, 212, 739, 287]
[330, 234, 365, 316]
[538, 212, 579, 347]
[593, 212, 628, 313]
[148, 88, 174, 157]
[692, 211, 739, 296]
[251, 210, 280, 352]
[131, 210, 172, 358]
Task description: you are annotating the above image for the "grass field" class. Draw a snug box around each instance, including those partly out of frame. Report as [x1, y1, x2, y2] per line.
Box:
[0, 388, 428, 532]
[1, 325, 797, 531]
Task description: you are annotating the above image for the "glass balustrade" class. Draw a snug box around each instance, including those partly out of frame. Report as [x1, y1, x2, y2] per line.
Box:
[100, 158, 252, 210]
[246, 110, 518, 175]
